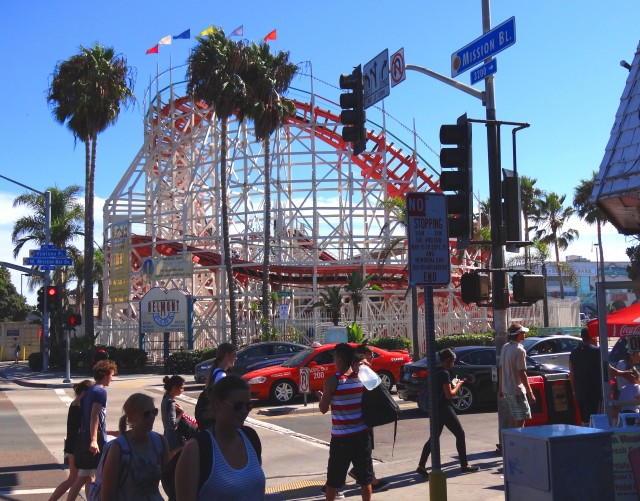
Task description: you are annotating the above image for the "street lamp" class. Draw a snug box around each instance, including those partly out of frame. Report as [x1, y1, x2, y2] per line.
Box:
[0, 173, 51, 371]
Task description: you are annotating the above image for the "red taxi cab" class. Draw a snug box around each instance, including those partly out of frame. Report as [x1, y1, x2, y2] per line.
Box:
[243, 343, 411, 404]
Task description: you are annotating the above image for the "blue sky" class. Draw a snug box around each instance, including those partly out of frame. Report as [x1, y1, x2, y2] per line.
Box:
[1, 0, 639, 302]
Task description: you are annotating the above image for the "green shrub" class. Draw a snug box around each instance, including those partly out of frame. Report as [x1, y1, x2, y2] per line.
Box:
[164, 348, 216, 375]
[369, 336, 412, 352]
[434, 333, 494, 351]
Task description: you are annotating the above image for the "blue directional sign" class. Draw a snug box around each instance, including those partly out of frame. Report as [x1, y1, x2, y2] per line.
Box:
[470, 59, 498, 86]
[451, 16, 515, 78]
[23, 257, 73, 266]
[30, 249, 68, 258]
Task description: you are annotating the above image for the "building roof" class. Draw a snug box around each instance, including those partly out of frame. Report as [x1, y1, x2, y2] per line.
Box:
[592, 41, 640, 235]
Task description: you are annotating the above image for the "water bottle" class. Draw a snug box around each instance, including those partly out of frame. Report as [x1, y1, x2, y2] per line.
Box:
[358, 365, 381, 390]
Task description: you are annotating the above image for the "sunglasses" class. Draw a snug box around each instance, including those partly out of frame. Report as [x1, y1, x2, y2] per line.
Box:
[143, 408, 159, 418]
[224, 400, 253, 412]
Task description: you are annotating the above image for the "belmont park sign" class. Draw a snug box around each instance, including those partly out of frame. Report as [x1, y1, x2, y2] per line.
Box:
[141, 287, 188, 333]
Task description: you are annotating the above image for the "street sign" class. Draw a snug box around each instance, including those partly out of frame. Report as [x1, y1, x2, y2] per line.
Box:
[470, 59, 498, 85]
[451, 16, 515, 78]
[279, 303, 290, 320]
[277, 291, 293, 297]
[299, 367, 310, 393]
[390, 48, 406, 87]
[41, 244, 56, 250]
[30, 249, 68, 258]
[406, 192, 451, 286]
[23, 257, 73, 266]
[363, 49, 390, 109]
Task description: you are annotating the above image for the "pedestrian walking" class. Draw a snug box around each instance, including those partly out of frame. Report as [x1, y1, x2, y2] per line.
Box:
[195, 343, 237, 429]
[175, 374, 265, 501]
[162, 375, 197, 455]
[569, 328, 603, 425]
[14, 341, 20, 363]
[498, 322, 536, 429]
[98, 393, 168, 500]
[48, 380, 94, 501]
[416, 348, 479, 479]
[66, 359, 118, 501]
[317, 343, 373, 501]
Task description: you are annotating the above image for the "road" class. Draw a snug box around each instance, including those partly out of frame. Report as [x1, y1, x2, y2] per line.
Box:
[0, 373, 504, 500]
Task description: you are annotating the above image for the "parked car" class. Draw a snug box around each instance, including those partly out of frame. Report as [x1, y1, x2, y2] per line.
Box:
[397, 346, 569, 413]
[522, 335, 582, 367]
[243, 343, 412, 404]
[194, 341, 307, 383]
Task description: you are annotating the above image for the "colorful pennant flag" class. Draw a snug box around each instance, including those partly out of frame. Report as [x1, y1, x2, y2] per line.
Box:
[158, 35, 172, 45]
[230, 25, 244, 37]
[173, 29, 190, 40]
[200, 25, 215, 37]
[263, 29, 277, 41]
[146, 44, 159, 55]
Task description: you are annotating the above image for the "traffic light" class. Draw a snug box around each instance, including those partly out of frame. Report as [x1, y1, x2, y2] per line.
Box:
[66, 313, 82, 329]
[502, 168, 522, 251]
[512, 273, 545, 303]
[46, 285, 61, 313]
[37, 287, 45, 314]
[460, 271, 490, 304]
[339, 65, 366, 155]
[440, 113, 473, 240]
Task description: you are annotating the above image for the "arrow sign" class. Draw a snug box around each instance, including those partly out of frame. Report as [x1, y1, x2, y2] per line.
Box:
[23, 257, 73, 266]
[30, 249, 68, 258]
[451, 16, 515, 78]
[470, 59, 498, 85]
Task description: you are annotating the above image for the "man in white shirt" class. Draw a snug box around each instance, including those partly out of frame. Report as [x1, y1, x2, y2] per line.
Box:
[498, 322, 536, 428]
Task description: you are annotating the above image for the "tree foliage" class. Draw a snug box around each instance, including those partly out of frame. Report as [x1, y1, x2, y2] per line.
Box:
[0, 266, 30, 322]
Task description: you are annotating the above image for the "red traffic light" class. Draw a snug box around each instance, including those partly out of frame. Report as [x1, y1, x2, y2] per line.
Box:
[47, 286, 57, 297]
[66, 313, 82, 328]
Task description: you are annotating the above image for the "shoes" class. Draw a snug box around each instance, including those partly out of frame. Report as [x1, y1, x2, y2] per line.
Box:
[461, 465, 480, 473]
[372, 479, 390, 492]
[415, 466, 429, 479]
[320, 485, 344, 499]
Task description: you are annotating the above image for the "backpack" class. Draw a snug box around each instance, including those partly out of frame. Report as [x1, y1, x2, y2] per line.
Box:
[361, 383, 400, 453]
[88, 432, 163, 501]
[194, 368, 224, 429]
[161, 426, 262, 501]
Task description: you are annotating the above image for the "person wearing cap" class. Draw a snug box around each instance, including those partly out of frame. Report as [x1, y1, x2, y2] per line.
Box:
[569, 328, 602, 426]
[498, 322, 536, 428]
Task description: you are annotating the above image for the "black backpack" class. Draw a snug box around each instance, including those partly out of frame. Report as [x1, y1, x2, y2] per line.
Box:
[361, 383, 400, 453]
[161, 426, 261, 501]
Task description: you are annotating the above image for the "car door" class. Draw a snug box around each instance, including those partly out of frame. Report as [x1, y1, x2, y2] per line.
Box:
[455, 349, 496, 404]
[306, 348, 336, 391]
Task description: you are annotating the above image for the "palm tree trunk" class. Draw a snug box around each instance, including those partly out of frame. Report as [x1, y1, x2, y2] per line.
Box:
[84, 137, 95, 341]
[220, 118, 238, 347]
[597, 221, 605, 283]
[554, 240, 564, 299]
[261, 138, 271, 339]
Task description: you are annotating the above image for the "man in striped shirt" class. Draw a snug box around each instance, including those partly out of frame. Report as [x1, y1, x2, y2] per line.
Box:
[318, 343, 372, 501]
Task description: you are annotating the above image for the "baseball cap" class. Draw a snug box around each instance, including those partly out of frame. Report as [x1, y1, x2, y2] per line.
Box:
[508, 322, 529, 336]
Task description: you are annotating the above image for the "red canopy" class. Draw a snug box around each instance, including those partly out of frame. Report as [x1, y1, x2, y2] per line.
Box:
[587, 302, 640, 337]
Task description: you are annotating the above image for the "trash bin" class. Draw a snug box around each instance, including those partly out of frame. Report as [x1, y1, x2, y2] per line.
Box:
[503, 424, 614, 500]
[542, 373, 580, 425]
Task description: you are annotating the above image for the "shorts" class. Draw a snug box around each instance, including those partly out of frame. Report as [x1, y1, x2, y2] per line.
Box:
[504, 393, 532, 421]
[327, 431, 373, 488]
[77, 468, 97, 477]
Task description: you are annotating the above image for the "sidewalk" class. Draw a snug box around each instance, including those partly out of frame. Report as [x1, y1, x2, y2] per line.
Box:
[0, 362, 507, 500]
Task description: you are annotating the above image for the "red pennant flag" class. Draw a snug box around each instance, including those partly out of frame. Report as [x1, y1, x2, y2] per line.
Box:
[146, 44, 159, 55]
[263, 29, 277, 42]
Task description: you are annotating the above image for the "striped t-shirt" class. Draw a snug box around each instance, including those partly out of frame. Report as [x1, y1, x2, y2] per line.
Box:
[330, 372, 368, 437]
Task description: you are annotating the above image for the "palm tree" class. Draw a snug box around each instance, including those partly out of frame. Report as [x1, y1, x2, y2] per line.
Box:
[520, 176, 543, 268]
[530, 192, 578, 299]
[71, 249, 104, 332]
[11, 185, 84, 342]
[187, 29, 250, 348]
[244, 42, 298, 340]
[574, 172, 608, 283]
[314, 286, 343, 326]
[344, 270, 379, 322]
[48, 43, 135, 341]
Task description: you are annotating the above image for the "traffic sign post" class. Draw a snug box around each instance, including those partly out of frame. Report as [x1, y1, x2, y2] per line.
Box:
[300, 367, 310, 407]
[363, 49, 390, 109]
[406, 192, 451, 287]
[470, 59, 498, 86]
[451, 16, 515, 78]
[390, 48, 406, 88]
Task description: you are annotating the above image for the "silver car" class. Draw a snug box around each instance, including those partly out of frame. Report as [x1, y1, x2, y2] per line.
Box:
[521, 335, 582, 368]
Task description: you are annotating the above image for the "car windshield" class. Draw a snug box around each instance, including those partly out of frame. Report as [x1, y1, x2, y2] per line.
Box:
[521, 338, 537, 350]
[281, 348, 315, 367]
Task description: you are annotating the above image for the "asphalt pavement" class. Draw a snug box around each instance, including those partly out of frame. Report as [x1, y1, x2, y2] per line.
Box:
[0, 362, 507, 500]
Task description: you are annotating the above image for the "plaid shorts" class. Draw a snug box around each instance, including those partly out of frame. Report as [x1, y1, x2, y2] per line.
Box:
[504, 393, 532, 421]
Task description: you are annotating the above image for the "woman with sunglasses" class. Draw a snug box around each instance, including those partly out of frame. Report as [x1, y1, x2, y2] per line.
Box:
[100, 393, 169, 500]
[175, 374, 265, 501]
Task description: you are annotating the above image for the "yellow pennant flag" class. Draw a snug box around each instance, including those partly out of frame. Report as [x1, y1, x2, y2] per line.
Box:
[200, 25, 215, 37]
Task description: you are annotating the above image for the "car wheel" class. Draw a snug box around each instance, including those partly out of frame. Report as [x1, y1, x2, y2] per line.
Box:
[269, 379, 297, 405]
[451, 386, 474, 413]
[378, 371, 395, 392]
